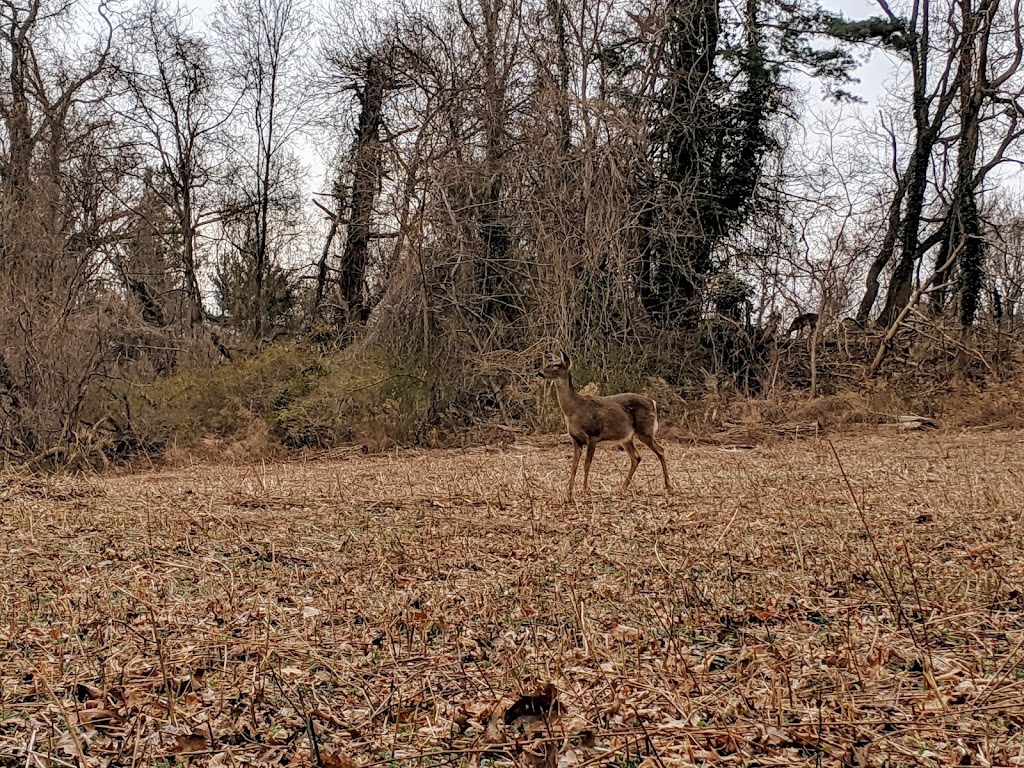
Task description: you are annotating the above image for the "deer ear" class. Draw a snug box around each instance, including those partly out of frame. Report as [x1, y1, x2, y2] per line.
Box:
[560, 351, 571, 368]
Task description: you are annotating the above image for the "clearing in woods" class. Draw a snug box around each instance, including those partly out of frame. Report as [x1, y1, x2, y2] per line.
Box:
[2, 430, 1024, 767]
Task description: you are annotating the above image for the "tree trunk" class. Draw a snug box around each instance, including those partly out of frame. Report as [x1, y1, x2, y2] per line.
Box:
[877, 140, 932, 327]
[638, 0, 721, 329]
[338, 55, 387, 329]
[856, 172, 908, 325]
[875, 0, 963, 327]
[314, 200, 342, 310]
[180, 188, 205, 327]
[476, 0, 515, 323]
[3, 4, 37, 202]
[931, 0, 988, 324]
[547, 0, 571, 154]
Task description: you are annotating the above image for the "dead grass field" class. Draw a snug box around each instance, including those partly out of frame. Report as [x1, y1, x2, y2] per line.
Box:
[2, 430, 1024, 768]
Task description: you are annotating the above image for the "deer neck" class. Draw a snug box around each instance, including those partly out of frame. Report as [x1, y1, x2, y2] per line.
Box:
[553, 373, 582, 415]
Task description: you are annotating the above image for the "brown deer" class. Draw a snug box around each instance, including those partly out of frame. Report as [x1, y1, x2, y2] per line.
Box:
[537, 352, 671, 500]
[787, 312, 819, 338]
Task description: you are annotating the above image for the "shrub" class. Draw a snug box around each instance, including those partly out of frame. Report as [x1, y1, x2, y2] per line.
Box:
[124, 344, 432, 456]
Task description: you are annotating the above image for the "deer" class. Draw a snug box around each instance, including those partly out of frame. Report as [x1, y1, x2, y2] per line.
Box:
[787, 311, 819, 338]
[537, 351, 671, 500]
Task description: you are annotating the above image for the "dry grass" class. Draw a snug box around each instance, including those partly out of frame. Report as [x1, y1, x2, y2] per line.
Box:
[2, 430, 1024, 767]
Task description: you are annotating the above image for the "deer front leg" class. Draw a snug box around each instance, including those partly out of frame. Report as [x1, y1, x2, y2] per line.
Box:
[582, 442, 596, 495]
[567, 441, 582, 500]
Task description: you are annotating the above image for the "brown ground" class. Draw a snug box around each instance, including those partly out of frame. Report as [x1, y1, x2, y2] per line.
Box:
[2, 429, 1024, 767]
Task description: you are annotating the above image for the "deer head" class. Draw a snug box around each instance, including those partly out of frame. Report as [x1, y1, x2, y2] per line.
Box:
[537, 351, 572, 380]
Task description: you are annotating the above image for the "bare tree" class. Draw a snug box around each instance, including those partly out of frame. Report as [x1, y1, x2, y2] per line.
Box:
[317, 42, 394, 334]
[213, 0, 312, 339]
[114, 0, 229, 328]
[988, 196, 1024, 324]
[844, 0, 1023, 329]
[929, 0, 1023, 325]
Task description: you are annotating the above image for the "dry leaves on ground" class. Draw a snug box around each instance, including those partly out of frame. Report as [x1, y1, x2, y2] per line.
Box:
[2, 431, 1024, 767]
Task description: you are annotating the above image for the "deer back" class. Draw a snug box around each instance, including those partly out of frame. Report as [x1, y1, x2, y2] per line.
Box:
[563, 393, 636, 443]
[603, 393, 659, 436]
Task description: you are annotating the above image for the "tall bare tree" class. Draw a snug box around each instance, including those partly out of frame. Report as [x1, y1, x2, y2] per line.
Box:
[843, 0, 1023, 328]
[115, 0, 228, 328]
[213, 0, 312, 339]
[316, 44, 394, 333]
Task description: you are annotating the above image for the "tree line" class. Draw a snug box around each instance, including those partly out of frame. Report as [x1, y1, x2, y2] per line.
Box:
[0, 0, 1022, 460]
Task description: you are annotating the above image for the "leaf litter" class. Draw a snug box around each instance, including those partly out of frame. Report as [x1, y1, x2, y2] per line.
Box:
[1, 430, 1024, 766]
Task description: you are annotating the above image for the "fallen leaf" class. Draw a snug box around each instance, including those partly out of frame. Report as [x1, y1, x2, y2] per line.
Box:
[485, 706, 504, 743]
[558, 747, 581, 768]
[77, 708, 123, 729]
[173, 733, 208, 754]
[505, 683, 560, 724]
[321, 752, 359, 768]
[609, 622, 642, 642]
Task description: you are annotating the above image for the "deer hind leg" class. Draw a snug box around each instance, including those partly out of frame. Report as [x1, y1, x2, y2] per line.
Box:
[567, 441, 582, 500]
[637, 432, 671, 491]
[622, 439, 641, 490]
[582, 442, 596, 495]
